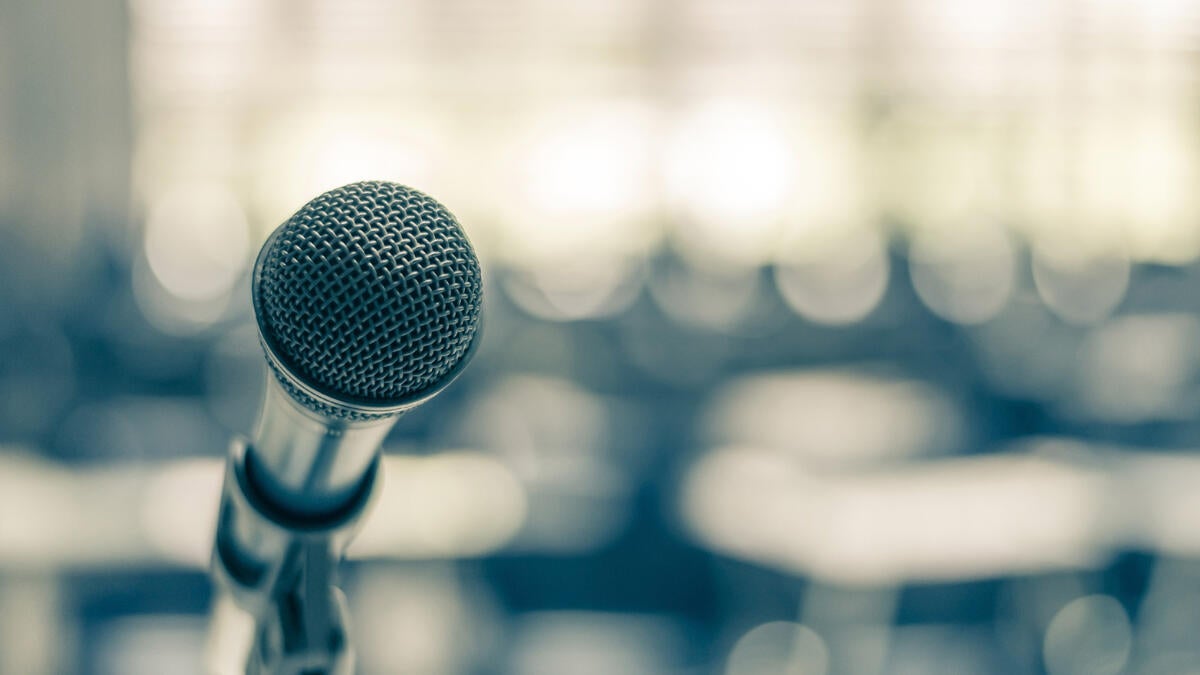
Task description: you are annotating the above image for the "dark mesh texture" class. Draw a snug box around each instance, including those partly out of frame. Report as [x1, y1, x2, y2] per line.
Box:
[256, 181, 482, 404]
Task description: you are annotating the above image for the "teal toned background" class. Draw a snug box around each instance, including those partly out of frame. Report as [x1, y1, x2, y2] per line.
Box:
[1, 0, 1199, 673]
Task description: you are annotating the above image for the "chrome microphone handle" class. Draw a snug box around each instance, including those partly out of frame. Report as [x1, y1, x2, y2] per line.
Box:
[243, 294, 481, 519]
[247, 373, 397, 518]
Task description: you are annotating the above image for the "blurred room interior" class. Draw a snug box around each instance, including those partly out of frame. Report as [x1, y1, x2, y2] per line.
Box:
[3, 0, 1200, 673]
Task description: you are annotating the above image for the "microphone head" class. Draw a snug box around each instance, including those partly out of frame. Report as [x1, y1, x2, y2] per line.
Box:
[253, 181, 482, 418]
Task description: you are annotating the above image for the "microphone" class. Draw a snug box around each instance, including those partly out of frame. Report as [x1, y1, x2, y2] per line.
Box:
[209, 181, 483, 674]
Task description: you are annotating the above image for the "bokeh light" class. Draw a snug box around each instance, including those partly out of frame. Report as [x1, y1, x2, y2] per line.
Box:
[774, 226, 890, 325]
[1042, 595, 1132, 675]
[665, 100, 795, 269]
[909, 222, 1016, 325]
[143, 183, 249, 303]
[725, 622, 828, 675]
[503, 102, 659, 267]
[1031, 242, 1130, 325]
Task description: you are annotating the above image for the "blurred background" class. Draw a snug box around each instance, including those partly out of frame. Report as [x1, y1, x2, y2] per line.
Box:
[3, 0, 1200, 673]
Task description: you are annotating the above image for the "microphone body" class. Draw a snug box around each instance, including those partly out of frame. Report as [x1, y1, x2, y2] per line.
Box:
[207, 181, 483, 674]
[247, 378, 391, 516]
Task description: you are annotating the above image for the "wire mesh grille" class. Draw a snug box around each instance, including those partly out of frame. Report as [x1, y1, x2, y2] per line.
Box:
[256, 181, 482, 406]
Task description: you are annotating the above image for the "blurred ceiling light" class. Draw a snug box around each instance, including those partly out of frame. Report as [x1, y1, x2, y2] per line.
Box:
[775, 225, 890, 325]
[665, 100, 795, 269]
[1026, 109, 1200, 265]
[909, 221, 1015, 324]
[788, 115, 863, 225]
[1015, 109, 1124, 260]
[251, 107, 439, 234]
[908, 0, 1050, 50]
[876, 117, 1005, 234]
[501, 104, 658, 268]
[705, 371, 964, 467]
[1031, 241, 1129, 325]
[143, 183, 250, 303]
[1121, 112, 1200, 264]
[1042, 595, 1131, 675]
[725, 621, 829, 675]
[680, 446, 1109, 585]
[1071, 313, 1200, 424]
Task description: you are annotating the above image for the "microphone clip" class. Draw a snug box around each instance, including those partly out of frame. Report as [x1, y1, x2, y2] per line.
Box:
[211, 437, 380, 675]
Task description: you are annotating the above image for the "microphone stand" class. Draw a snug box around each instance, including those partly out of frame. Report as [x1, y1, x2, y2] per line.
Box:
[245, 541, 351, 675]
[209, 437, 380, 675]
